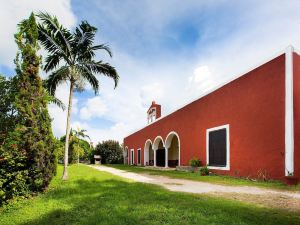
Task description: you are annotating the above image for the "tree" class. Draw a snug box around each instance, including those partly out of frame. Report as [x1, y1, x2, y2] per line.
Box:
[0, 13, 56, 204]
[0, 75, 17, 143]
[37, 13, 119, 180]
[57, 131, 92, 164]
[93, 140, 123, 164]
[71, 128, 90, 164]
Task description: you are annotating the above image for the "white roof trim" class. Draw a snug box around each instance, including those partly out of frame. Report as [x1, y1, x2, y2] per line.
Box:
[125, 46, 294, 138]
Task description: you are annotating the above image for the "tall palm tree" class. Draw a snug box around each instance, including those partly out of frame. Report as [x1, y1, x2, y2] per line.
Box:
[71, 127, 90, 164]
[37, 12, 119, 180]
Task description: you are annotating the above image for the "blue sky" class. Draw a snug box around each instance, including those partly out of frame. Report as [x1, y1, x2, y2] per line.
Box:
[1, 0, 300, 143]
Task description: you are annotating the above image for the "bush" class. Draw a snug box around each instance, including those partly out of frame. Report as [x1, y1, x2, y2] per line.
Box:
[92, 140, 123, 164]
[189, 157, 201, 167]
[199, 165, 209, 176]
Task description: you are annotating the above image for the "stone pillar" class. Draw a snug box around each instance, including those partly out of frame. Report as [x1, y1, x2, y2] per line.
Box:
[153, 149, 157, 167]
[165, 148, 168, 168]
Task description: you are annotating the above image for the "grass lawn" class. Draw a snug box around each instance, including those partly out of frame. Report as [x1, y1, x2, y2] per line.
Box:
[106, 164, 300, 191]
[1, 165, 299, 225]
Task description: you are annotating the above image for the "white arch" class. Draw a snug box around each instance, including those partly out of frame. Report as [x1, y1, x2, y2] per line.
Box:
[165, 131, 181, 166]
[153, 136, 165, 151]
[144, 139, 152, 166]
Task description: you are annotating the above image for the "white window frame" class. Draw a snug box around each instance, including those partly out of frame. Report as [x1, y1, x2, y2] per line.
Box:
[137, 148, 141, 165]
[130, 149, 134, 165]
[206, 124, 230, 170]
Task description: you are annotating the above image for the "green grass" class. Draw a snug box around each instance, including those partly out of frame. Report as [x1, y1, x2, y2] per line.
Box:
[106, 164, 300, 191]
[1, 164, 299, 225]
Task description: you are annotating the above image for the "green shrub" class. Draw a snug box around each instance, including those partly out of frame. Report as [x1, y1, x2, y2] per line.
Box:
[92, 140, 123, 164]
[199, 165, 209, 176]
[188, 157, 201, 167]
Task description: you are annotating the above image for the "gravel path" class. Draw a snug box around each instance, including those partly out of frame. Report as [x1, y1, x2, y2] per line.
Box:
[90, 165, 300, 197]
[89, 165, 300, 211]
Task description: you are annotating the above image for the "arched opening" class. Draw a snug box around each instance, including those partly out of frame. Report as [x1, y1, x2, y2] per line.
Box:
[165, 132, 180, 167]
[153, 136, 165, 167]
[144, 140, 154, 166]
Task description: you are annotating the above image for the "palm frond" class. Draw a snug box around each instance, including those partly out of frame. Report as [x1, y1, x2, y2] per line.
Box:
[38, 24, 71, 71]
[83, 61, 119, 88]
[48, 95, 66, 111]
[90, 44, 113, 57]
[46, 66, 70, 95]
[44, 53, 62, 72]
[76, 65, 99, 94]
[37, 12, 73, 58]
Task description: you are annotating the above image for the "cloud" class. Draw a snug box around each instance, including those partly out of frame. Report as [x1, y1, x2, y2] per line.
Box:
[140, 83, 164, 107]
[79, 96, 107, 120]
[0, 0, 76, 68]
[3, 1, 300, 146]
[48, 83, 78, 137]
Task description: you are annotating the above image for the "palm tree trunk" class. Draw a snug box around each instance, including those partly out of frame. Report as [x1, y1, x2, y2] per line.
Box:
[62, 82, 74, 180]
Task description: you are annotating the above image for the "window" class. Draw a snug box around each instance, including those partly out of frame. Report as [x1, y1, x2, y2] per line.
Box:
[137, 149, 141, 165]
[130, 149, 134, 165]
[206, 124, 230, 170]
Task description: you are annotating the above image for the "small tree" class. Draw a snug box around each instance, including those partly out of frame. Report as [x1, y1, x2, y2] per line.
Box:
[93, 140, 123, 164]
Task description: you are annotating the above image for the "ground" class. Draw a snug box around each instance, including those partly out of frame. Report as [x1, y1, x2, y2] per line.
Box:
[0, 164, 299, 225]
[95, 165, 300, 212]
[107, 164, 300, 191]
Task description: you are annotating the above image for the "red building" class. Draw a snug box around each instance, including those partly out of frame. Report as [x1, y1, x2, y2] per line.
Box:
[124, 46, 300, 183]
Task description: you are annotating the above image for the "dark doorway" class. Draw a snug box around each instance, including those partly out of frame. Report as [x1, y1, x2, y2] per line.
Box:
[156, 149, 165, 167]
[208, 128, 227, 167]
[137, 149, 141, 165]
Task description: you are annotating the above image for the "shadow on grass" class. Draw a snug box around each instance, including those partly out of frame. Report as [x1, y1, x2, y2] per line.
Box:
[19, 177, 300, 225]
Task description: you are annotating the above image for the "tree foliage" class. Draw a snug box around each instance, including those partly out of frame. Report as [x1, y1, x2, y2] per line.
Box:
[0, 76, 18, 143]
[0, 13, 56, 205]
[93, 140, 123, 164]
[58, 131, 92, 164]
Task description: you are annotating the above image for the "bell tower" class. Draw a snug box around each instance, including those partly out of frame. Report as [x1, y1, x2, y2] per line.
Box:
[147, 101, 161, 124]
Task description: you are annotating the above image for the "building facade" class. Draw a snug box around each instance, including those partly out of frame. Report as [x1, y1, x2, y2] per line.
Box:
[124, 46, 300, 183]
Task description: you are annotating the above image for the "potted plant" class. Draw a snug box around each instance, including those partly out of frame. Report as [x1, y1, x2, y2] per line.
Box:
[189, 157, 201, 172]
[285, 171, 298, 186]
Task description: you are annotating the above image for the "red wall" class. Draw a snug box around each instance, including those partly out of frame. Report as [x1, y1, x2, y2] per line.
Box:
[125, 54, 289, 180]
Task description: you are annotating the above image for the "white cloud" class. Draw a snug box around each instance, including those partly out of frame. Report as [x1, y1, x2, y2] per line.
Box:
[186, 66, 215, 94]
[0, 0, 76, 68]
[48, 83, 78, 137]
[79, 96, 107, 120]
[3, 1, 300, 146]
[140, 83, 164, 107]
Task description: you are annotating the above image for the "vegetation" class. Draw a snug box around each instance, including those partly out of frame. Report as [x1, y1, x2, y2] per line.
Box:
[107, 164, 300, 191]
[199, 165, 209, 176]
[0, 76, 18, 140]
[188, 157, 201, 167]
[37, 12, 119, 180]
[57, 128, 92, 164]
[0, 14, 56, 205]
[92, 140, 123, 164]
[0, 165, 299, 225]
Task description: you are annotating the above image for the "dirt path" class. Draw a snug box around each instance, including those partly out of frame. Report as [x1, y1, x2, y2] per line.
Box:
[89, 165, 300, 212]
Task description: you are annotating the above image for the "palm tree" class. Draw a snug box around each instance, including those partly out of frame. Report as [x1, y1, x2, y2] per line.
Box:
[37, 12, 119, 180]
[71, 127, 90, 164]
